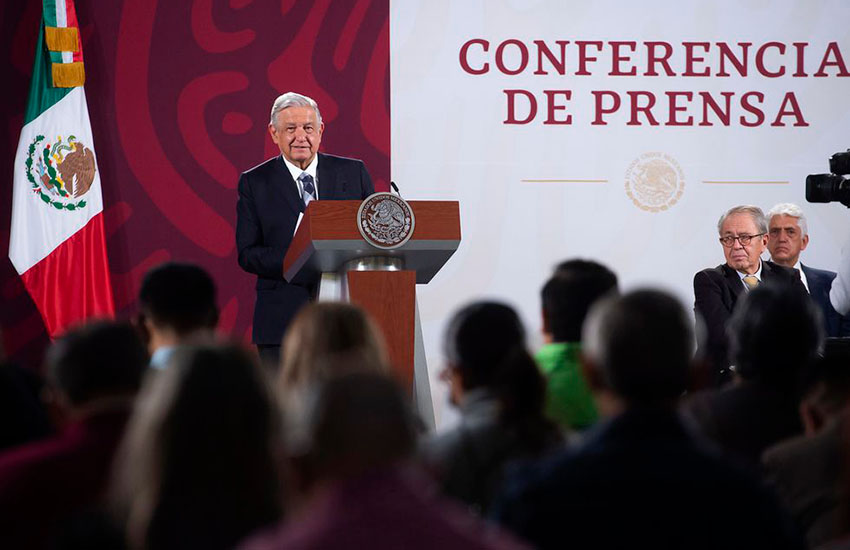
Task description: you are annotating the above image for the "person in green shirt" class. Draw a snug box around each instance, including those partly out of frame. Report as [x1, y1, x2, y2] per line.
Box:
[536, 260, 618, 431]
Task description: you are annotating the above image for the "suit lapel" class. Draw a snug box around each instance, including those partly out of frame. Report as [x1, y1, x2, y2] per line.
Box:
[761, 260, 775, 281]
[317, 153, 343, 200]
[721, 264, 745, 303]
[801, 264, 819, 290]
[275, 157, 305, 214]
[761, 260, 786, 283]
[802, 264, 825, 296]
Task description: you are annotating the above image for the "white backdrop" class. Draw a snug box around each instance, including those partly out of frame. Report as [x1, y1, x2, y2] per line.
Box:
[390, 0, 850, 429]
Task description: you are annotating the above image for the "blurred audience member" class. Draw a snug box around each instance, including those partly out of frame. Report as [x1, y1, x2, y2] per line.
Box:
[279, 302, 388, 386]
[686, 283, 824, 465]
[537, 260, 617, 430]
[242, 372, 527, 550]
[421, 302, 562, 514]
[0, 327, 51, 450]
[114, 344, 282, 550]
[492, 290, 803, 550]
[136, 262, 219, 369]
[767, 203, 850, 337]
[0, 322, 147, 549]
[278, 302, 389, 453]
[762, 340, 850, 547]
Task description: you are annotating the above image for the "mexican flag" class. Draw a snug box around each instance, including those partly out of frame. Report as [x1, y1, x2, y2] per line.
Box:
[8, 0, 114, 338]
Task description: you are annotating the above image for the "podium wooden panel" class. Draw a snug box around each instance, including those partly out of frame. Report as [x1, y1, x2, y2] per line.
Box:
[347, 270, 416, 390]
[282, 200, 460, 391]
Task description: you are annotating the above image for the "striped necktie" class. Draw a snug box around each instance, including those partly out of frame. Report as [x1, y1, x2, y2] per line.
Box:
[298, 172, 315, 207]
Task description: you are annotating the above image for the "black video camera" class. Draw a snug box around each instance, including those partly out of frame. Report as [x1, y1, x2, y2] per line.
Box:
[807, 150, 850, 207]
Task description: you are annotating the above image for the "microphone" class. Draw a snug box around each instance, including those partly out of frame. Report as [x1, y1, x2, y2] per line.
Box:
[390, 181, 401, 197]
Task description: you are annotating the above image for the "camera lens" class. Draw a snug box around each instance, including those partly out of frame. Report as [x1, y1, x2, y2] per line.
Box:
[806, 173, 850, 205]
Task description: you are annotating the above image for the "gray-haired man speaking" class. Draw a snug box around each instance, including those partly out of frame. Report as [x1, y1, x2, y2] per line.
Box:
[236, 92, 375, 366]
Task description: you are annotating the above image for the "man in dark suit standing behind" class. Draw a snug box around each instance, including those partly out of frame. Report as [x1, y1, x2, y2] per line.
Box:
[767, 203, 850, 338]
[236, 92, 375, 366]
[694, 205, 806, 386]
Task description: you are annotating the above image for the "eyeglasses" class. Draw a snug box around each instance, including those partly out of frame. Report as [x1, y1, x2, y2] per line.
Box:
[719, 233, 764, 247]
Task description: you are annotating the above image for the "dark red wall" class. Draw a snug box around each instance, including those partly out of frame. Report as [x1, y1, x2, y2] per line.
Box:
[0, 0, 390, 369]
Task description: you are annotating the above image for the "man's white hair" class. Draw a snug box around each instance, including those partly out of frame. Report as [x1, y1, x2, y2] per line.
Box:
[270, 92, 322, 127]
[717, 205, 768, 235]
[767, 203, 808, 237]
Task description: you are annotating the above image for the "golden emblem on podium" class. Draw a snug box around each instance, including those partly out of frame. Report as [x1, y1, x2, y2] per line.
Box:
[357, 192, 415, 249]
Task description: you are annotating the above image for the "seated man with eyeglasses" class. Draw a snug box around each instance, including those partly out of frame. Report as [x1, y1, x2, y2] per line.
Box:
[694, 205, 806, 386]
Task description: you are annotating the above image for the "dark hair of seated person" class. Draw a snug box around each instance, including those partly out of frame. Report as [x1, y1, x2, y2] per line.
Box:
[0, 323, 51, 450]
[306, 371, 418, 479]
[544, 259, 618, 342]
[445, 301, 561, 451]
[137, 262, 218, 335]
[46, 321, 148, 407]
[0, 361, 51, 451]
[582, 289, 694, 405]
[728, 282, 823, 388]
[113, 344, 283, 550]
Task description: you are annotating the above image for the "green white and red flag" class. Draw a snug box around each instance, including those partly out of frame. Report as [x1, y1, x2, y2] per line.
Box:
[9, 0, 114, 338]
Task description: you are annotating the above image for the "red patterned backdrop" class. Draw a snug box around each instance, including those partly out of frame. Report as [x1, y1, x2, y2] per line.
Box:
[0, 0, 391, 369]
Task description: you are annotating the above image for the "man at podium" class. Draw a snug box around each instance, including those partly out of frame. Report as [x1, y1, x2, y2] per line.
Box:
[236, 92, 375, 365]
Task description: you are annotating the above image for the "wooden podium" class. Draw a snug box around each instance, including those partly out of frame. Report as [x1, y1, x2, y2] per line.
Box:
[282, 199, 460, 394]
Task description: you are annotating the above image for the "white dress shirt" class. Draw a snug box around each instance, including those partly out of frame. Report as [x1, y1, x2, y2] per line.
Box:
[735, 259, 764, 290]
[790, 261, 810, 293]
[281, 154, 319, 200]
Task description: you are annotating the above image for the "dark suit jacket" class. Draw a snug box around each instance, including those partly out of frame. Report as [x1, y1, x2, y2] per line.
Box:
[802, 264, 850, 338]
[762, 415, 846, 547]
[0, 407, 130, 550]
[236, 153, 374, 345]
[684, 380, 803, 468]
[693, 260, 805, 384]
[492, 408, 803, 550]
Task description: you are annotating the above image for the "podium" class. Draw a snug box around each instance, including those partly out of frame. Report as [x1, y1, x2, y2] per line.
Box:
[282, 199, 461, 422]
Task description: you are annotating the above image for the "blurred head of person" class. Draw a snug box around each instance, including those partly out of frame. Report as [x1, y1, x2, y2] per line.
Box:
[797, 339, 850, 435]
[443, 301, 556, 447]
[298, 371, 417, 483]
[45, 321, 147, 424]
[443, 301, 525, 402]
[278, 303, 389, 450]
[136, 262, 219, 356]
[582, 289, 695, 413]
[115, 344, 282, 550]
[729, 283, 823, 388]
[543, 259, 618, 343]
[280, 302, 389, 387]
